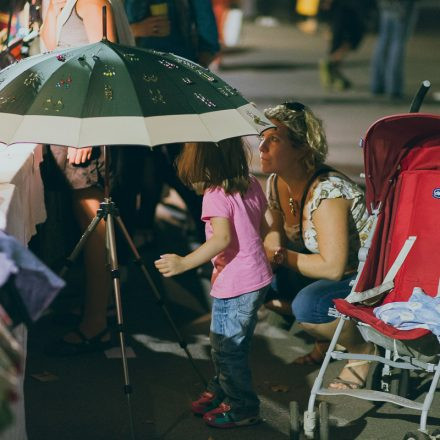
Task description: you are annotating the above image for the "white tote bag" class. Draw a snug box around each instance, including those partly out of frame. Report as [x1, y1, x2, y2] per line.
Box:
[222, 8, 243, 48]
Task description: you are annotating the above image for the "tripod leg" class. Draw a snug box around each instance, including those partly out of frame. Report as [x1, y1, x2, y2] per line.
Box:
[105, 213, 136, 440]
[59, 212, 105, 278]
[114, 215, 208, 387]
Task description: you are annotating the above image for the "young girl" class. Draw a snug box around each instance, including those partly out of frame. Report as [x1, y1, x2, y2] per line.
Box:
[154, 138, 272, 428]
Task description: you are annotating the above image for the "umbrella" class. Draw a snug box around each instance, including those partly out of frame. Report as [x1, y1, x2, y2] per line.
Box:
[0, 39, 272, 147]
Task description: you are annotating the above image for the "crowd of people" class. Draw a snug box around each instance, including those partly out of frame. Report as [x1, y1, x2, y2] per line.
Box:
[0, 0, 426, 435]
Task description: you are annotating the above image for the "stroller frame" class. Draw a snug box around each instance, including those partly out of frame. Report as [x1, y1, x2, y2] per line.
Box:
[290, 87, 440, 440]
[299, 316, 440, 439]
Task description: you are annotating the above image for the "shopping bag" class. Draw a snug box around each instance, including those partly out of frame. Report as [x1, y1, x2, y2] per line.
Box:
[223, 8, 243, 47]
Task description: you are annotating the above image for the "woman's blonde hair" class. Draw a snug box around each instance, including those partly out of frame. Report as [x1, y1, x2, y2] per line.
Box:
[264, 103, 328, 172]
[177, 137, 250, 195]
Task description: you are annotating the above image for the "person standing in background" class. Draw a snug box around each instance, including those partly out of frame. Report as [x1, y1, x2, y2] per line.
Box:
[370, 0, 418, 100]
[40, 0, 135, 356]
[318, 0, 370, 91]
[114, 0, 220, 249]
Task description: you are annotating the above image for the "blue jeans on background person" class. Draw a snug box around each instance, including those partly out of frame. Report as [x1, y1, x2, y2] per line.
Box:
[207, 286, 269, 418]
[370, 0, 417, 98]
[292, 274, 356, 324]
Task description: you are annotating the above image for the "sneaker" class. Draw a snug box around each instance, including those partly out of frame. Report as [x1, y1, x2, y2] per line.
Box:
[191, 391, 222, 415]
[318, 59, 333, 89]
[203, 402, 261, 429]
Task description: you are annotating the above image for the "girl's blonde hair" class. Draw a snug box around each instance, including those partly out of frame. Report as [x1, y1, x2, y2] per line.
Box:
[264, 103, 328, 172]
[177, 137, 250, 195]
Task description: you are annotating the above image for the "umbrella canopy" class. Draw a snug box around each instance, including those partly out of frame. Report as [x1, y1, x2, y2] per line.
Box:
[0, 39, 272, 148]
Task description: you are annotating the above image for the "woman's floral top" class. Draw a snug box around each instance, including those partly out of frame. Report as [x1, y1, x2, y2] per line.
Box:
[266, 171, 373, 271]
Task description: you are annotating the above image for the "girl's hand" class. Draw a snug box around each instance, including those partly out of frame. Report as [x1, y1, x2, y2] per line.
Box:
[67, 147, 92, 164]
[154, 254, 187, 277]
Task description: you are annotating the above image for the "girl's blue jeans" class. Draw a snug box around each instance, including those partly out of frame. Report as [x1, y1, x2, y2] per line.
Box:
[207, 285, 269, 418]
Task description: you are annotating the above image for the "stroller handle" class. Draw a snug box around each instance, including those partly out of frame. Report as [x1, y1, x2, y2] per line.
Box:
[409, 80, 431, 113]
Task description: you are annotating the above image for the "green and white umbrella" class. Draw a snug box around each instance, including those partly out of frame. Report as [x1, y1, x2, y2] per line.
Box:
[0, 39, 272, 148]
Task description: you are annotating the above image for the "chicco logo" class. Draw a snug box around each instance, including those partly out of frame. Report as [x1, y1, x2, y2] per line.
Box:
[433, 188, 440, 199]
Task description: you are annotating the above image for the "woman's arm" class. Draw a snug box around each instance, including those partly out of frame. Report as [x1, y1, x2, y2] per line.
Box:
[77, 0, 117, 43]
[40, 0, 66, 51]
[154, 217, 230, 277]
[263, 208, 284, 249]
[273, 197, 351, 280]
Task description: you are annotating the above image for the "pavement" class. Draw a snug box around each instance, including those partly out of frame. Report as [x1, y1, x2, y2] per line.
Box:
[24, 14, 440, 440]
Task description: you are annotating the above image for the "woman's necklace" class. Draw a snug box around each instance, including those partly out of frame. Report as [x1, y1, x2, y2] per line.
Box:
[288, 197, 299, 216]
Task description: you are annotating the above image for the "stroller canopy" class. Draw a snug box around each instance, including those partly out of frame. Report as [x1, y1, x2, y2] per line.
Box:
[362, 113, 440, 213]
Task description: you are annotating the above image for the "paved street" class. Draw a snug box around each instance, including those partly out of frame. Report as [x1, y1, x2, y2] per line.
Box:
[24, 13, 440, 440]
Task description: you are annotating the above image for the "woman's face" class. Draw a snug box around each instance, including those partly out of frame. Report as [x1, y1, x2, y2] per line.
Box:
[259, 119, 303, 175]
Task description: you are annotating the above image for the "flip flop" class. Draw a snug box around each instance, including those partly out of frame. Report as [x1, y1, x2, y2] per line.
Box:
[45, 327, 112, 356]
[329, 358, 374, 390]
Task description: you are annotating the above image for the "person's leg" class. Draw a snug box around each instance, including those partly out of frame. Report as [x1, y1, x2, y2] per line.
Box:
[111, 146, 144, 236]
[386, 2, 416, 98]
[207, 287, 268, 425]
[64, 186, 112, 342]
[138, 149, 166, 237]
[371, 8, 392, 95]
[292, 277, 374, 388]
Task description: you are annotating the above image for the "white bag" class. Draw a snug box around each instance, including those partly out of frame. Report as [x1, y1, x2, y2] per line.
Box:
[222, 8, 243, 48]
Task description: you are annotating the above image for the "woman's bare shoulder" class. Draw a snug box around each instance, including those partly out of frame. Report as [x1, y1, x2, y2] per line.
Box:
[76, 0, 110, 16]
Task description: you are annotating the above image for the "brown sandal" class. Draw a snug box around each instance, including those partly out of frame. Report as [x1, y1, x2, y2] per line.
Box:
[292, 341, 330, 365]
[329, 360, 370, 390]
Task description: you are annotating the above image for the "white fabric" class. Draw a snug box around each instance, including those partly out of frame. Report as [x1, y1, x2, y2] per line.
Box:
[0, 144, 46, 244]
[0, 103, 272, 148]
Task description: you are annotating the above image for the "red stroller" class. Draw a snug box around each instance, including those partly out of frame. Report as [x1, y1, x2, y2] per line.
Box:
[290, 112, 440, 440]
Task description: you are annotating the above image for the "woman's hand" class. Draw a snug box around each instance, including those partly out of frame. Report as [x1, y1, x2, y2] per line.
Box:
[266, 246, 286, 267]
[154, 254, 187, 277]
[67, 147, 92, 164]
[131, 16, 170, 38]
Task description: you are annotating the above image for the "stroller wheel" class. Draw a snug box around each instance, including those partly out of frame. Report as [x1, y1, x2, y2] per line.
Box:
[318, 401, 329, 440]
[289, 401, 301, 440]
[431, 429, 440, 439]
[402, 431, 430, 440]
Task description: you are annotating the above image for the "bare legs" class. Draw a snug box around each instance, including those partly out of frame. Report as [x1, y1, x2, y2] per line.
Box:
[64, 186, 112, 343]
[299, 319, 375, 388]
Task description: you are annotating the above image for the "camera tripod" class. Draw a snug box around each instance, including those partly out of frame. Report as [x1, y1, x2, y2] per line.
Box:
[59, 146, 207, 440]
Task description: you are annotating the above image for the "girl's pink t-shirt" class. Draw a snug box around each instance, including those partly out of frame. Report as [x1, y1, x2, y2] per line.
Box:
[201, 175, 273, 298]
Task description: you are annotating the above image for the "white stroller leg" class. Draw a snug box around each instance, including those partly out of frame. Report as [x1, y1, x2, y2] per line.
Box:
[419, 358, 440, 433]
[304, 317, 346, 438]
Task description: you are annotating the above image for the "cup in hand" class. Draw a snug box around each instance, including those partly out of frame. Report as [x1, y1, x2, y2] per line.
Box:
[150, 3, 168, 16]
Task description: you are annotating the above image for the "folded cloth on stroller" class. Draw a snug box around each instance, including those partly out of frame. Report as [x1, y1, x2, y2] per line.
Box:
[373, 287, 440, 341]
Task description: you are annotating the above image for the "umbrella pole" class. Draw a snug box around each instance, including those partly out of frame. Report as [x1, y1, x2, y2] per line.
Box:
[105, 201, 136, 440]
